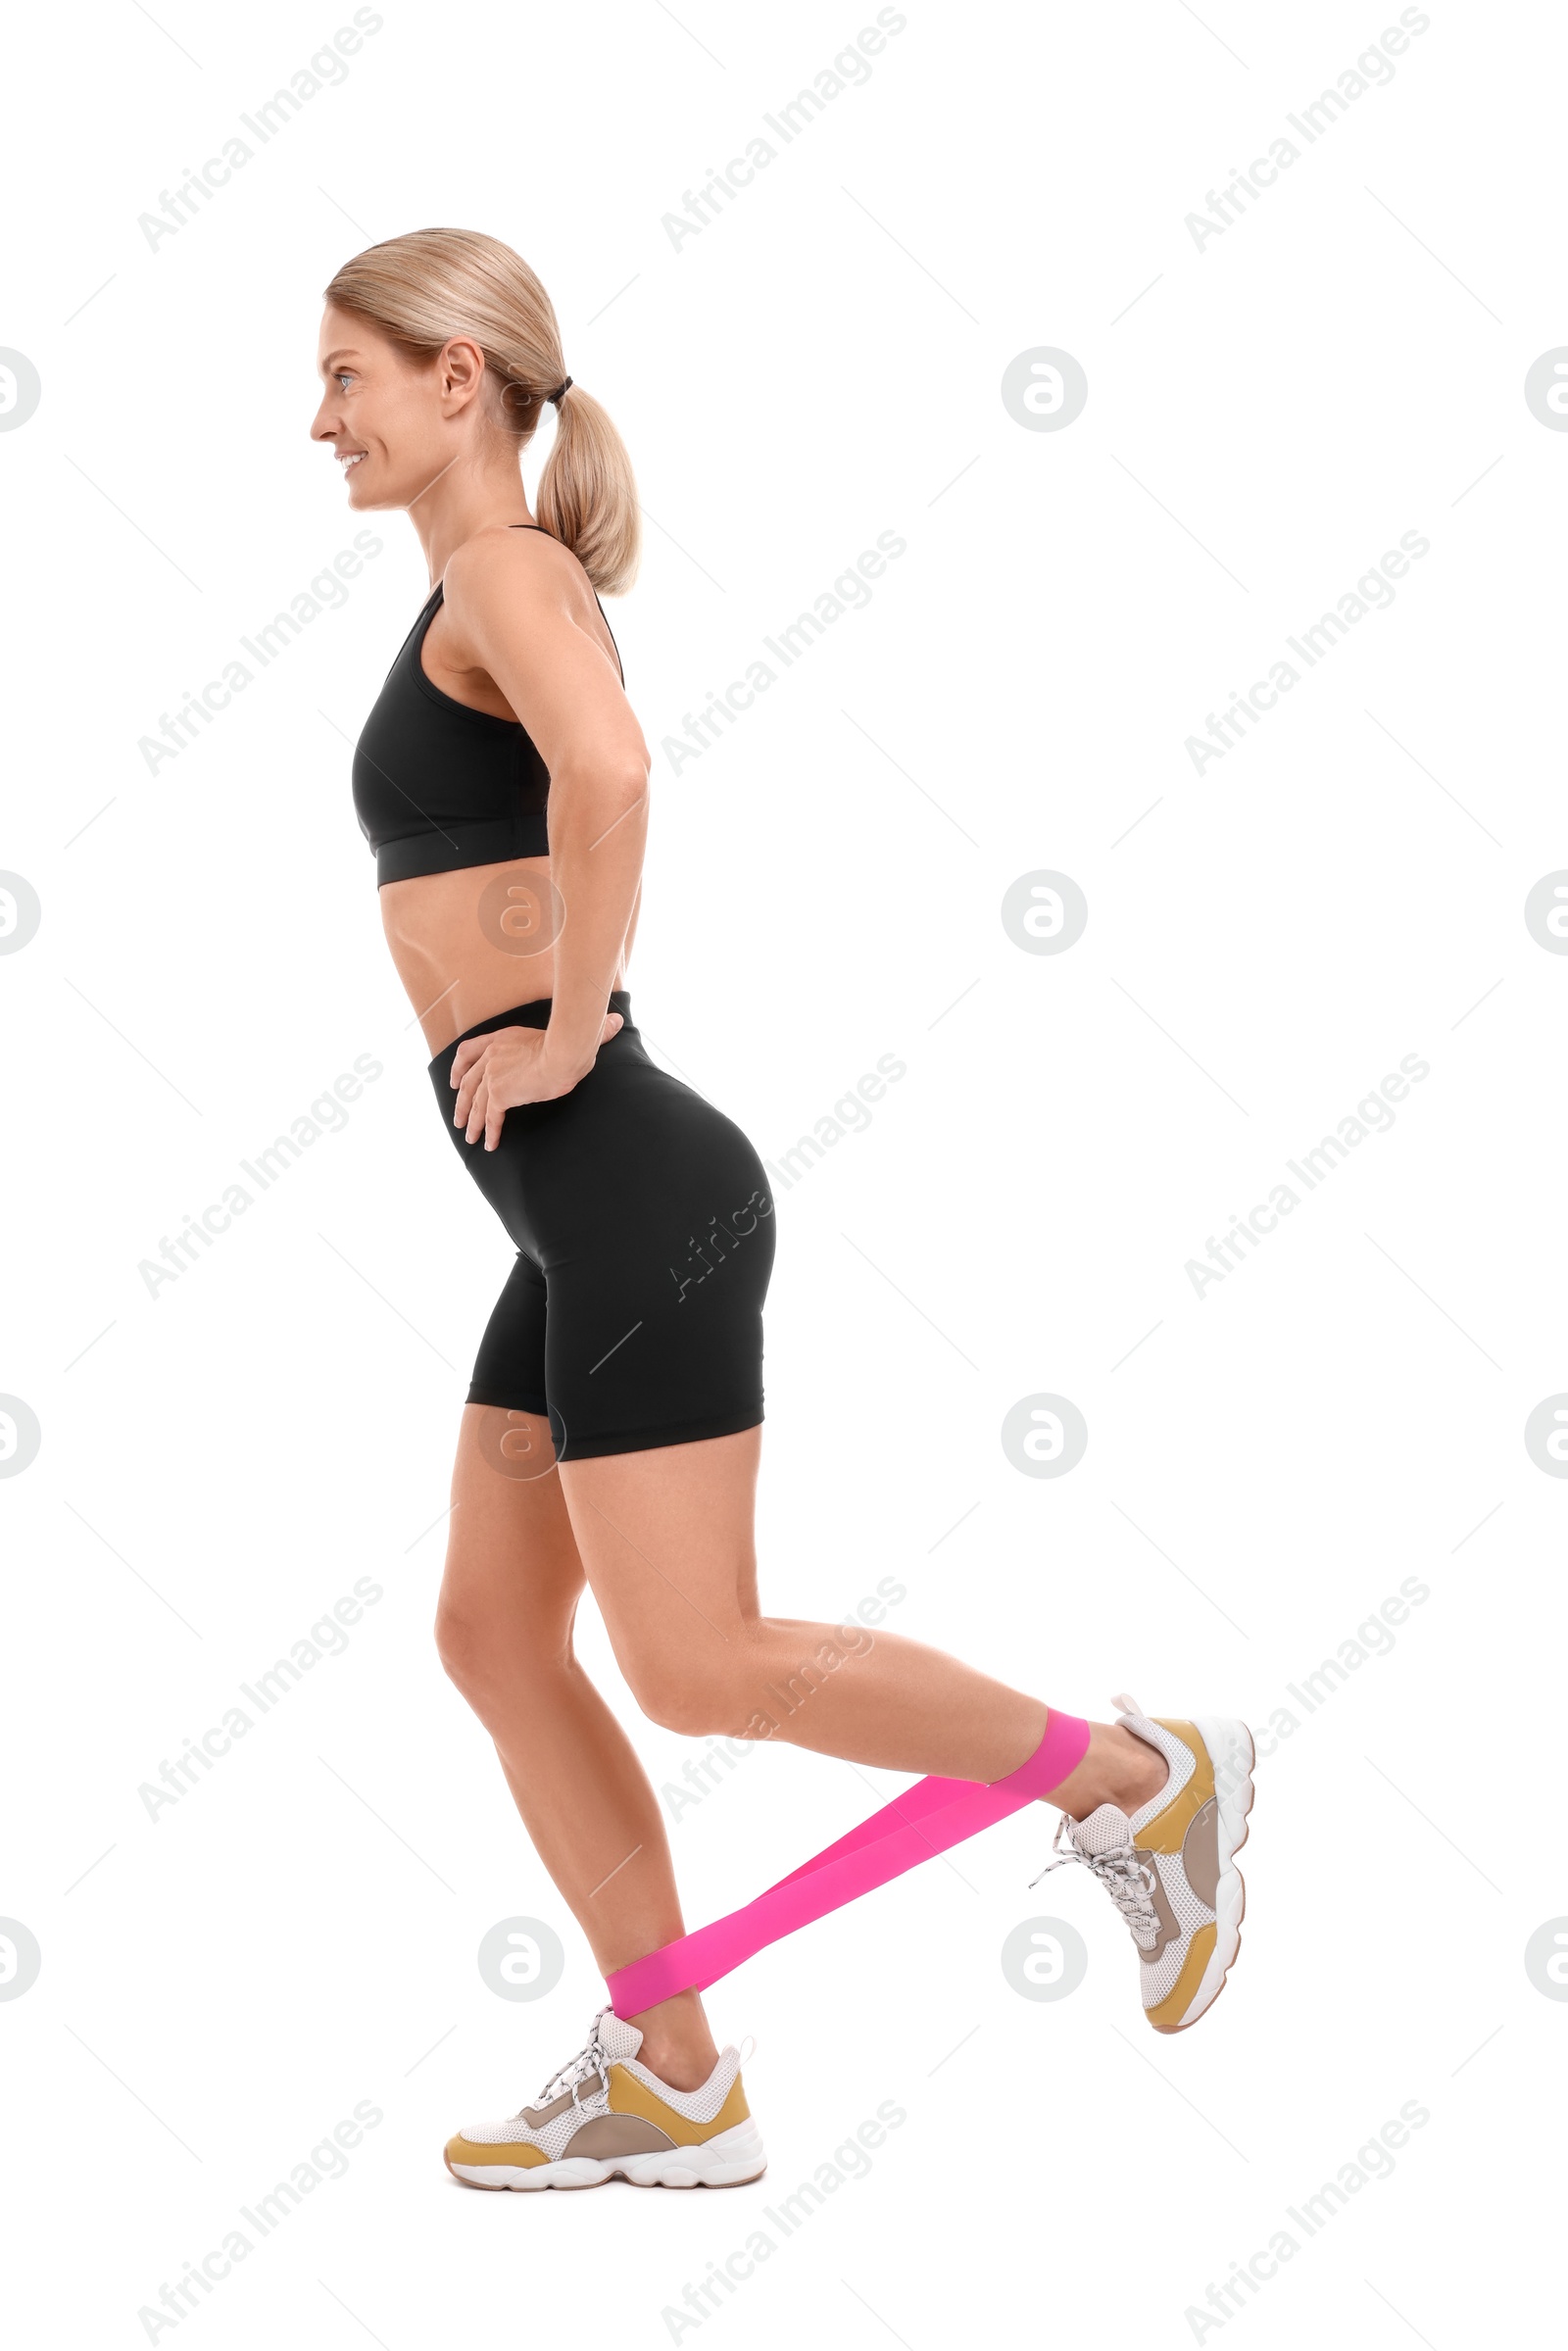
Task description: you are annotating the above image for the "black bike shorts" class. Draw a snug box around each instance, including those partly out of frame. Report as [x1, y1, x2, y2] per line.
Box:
[428, 994, 775, 1461]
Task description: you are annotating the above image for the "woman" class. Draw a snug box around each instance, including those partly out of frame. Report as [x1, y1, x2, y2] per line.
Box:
[312, 227, 1255, 2193]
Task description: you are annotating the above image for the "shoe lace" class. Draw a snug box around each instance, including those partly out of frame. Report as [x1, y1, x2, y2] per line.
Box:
[1032, 1814, 1159, 1947]
[530, 2010, 612, 2112]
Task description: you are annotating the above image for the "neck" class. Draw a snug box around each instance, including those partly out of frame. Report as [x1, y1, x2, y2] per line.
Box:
[403, 449, 536, 585]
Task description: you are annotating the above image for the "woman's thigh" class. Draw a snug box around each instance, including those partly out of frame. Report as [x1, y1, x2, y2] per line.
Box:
[556, 1426, 760, 1693]
[437, 1404, 589, 1663]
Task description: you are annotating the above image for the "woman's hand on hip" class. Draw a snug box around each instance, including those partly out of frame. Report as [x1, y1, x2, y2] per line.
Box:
[450, 1011, 623, 1150]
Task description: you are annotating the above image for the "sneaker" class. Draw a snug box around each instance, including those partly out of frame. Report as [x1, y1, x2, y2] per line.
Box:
[1039, 1695, 1255, 2033]
[443, 2006, 766, 2190]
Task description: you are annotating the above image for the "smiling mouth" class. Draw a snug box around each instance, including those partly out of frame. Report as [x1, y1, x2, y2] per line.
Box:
[339, 451, 367, 470]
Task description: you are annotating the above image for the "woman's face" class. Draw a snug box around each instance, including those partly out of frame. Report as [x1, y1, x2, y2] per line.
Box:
[311, 301, 461, 512]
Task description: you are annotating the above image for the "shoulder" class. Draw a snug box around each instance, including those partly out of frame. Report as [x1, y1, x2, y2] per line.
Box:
[440, 525, 622, 692]
[443, 524, 586, 619]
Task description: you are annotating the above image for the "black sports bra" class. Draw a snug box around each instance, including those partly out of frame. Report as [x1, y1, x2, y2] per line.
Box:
[351, 524, 622, 888]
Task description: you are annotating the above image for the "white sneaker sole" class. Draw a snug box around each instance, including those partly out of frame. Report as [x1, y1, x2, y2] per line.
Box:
[1162, 1714, 1255, 2032]
[446, 2117, 767, 2192]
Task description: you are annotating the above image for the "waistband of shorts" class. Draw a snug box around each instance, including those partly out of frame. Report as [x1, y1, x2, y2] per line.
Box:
[428, 992, 635, 1072]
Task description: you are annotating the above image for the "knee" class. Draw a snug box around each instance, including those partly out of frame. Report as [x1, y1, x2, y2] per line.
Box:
[638, 1687, 742, 1740]
[621, 1653, 758, 1742]
[433, 1599, 491, 1695]
[434, 1595, 562, 1701]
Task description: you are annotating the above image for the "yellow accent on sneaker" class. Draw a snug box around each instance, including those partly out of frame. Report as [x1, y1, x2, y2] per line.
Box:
[444, 2131, 549, 2168]
[1134, 1721, 1214, 1853]
[1144, 1922, 1217, 2033]
[607, 2064, 751, 2143]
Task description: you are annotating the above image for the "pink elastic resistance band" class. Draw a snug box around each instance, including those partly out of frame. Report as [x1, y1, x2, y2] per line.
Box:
[606, 1708, 1091, 2017]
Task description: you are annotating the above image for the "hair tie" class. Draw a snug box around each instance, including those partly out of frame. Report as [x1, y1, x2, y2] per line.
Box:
[547, 376, 572, 406]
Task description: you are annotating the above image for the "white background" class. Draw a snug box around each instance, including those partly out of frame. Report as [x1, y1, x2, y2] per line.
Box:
[3, 1, 1562, 2343]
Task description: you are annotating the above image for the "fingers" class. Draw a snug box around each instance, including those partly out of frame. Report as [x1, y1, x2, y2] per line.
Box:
[452, 1038, 485, 1127]
[459, 1060, 486, 1141]
[485, 1096, 507, 1151]
[465, 1071, 489, 1147]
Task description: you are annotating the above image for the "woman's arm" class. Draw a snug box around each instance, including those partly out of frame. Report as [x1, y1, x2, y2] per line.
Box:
[443, 527, 651, 1145]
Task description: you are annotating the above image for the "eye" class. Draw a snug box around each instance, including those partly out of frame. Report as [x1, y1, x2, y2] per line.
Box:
[336, 371, 354, 389]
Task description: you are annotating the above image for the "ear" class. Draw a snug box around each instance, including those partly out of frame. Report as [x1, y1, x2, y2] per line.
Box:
[437, 333, 488, 416]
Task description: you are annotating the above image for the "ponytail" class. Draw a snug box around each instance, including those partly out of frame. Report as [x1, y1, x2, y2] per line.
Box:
[536, 381, 640, 600]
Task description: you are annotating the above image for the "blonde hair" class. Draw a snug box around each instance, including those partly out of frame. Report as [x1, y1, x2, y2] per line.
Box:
[323, 227, 640, 595]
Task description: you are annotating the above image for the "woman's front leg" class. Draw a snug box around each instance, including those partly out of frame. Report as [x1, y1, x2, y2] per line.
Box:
[436, 1403, 722, 2083]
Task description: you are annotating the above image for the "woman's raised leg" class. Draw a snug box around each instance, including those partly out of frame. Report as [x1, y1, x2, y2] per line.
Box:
[554, 1425, 1171, 2077]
